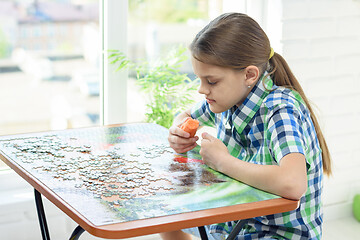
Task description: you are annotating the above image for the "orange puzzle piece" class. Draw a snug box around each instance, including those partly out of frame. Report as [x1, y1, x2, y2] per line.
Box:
[180, 118, 199, 138]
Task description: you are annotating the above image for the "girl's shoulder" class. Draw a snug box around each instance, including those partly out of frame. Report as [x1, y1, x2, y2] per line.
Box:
[263, 86, 308, 114]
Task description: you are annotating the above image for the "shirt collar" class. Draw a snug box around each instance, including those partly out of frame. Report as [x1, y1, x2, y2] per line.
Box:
[231, 72, 275, 135]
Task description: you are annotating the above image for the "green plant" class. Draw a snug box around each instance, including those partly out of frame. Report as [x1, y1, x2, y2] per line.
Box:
[108, 46, 198, 128]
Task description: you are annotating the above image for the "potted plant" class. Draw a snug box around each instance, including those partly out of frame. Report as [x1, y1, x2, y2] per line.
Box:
[108, 46, 197, 128]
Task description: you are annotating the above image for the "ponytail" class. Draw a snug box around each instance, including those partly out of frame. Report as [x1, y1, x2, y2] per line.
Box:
[269, 53, 332, 176]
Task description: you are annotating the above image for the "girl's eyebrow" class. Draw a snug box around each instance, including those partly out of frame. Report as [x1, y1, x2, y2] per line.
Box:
[197, 74, 219, 79]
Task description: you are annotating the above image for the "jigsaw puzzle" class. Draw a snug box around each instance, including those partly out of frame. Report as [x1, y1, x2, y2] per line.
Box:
[0, 123, 276, 226]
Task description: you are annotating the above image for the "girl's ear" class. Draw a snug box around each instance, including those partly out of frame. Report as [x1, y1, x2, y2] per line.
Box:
[244, 66, 260, 87]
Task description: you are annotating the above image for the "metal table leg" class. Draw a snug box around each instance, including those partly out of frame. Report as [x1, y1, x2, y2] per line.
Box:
[69, 225, 85, 240]
[198, 226, 209, 240]
[34, 189, 50, 240]
[226, 220, 246, 240]
[34, 189, 85, 240]
[198, 219, 246, 240]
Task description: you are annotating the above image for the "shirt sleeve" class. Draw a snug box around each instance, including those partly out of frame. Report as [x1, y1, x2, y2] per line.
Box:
[267, 105, 307, 164]
[190, 100, 216, 127]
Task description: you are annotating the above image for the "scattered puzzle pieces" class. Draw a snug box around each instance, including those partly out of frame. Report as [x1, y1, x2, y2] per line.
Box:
[0, 124, 228, 224]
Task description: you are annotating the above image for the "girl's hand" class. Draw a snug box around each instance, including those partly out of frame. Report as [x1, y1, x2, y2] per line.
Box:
[168, 119, 199, 153]
[200, 132, 230, 171]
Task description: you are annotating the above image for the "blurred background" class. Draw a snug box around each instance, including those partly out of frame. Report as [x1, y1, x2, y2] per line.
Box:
[0, 0, 360, 239]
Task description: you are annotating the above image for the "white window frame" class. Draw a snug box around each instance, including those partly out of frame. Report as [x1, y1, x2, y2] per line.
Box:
[100, 0, 128, 125]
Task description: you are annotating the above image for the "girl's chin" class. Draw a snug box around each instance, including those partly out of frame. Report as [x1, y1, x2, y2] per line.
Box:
[209, 105, 225, 113]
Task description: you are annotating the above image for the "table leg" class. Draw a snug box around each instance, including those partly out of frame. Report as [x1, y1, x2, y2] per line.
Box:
[198, 226, 209, 240]
[69, 225, 85, 240]
[34, 189, 50, 240]
[225, 220, 246, 240]
[197, 220, 246, 240]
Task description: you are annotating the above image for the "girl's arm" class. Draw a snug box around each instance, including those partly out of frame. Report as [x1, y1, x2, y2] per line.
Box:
[168, 109, 199, 153]
[200, 132, 307, 200]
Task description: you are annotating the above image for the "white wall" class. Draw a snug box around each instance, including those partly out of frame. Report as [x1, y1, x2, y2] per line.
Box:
[279, 0, 360, 220]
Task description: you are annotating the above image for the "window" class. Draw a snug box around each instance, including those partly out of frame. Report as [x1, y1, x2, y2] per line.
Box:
[0, 0, 100, 170]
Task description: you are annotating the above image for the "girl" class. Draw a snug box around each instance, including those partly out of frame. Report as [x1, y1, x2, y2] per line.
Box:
[164, 13, 331, 240]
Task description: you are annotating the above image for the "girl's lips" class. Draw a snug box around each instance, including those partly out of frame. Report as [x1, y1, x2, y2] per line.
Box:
[206, 98, 216, 104]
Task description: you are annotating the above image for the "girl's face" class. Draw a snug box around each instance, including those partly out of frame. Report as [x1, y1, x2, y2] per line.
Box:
[191, 57, 252, 113]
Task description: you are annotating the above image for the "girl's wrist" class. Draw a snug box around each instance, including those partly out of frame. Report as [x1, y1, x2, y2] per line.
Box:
[216, 152, 236, 174]
[173, 111, 192, 127]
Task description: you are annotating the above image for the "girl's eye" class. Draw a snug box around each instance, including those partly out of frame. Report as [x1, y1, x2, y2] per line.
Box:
[207, 79, 217, 85]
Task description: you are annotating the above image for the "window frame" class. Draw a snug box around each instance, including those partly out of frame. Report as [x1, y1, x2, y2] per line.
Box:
[100, 0, 128, 125]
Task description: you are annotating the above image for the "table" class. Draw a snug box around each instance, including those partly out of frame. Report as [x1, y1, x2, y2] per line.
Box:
[0, 123, 299, 240]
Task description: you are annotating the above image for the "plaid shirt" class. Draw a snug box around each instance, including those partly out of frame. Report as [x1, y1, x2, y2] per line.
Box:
[191, 73, 323, 240]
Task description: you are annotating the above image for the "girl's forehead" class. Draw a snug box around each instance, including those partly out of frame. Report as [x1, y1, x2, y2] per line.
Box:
[191, 57, 227, 77]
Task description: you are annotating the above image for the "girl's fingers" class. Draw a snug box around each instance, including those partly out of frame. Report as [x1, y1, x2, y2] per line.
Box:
[168, 124, 198, 153]
[168, 135, 198, 153]
[172, 143, 198, 154]
[169, 126, 190, 138]
[168, 135, 198, 146]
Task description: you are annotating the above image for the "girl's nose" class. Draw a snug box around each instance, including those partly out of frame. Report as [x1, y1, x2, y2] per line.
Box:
[198, 81, 209, 95]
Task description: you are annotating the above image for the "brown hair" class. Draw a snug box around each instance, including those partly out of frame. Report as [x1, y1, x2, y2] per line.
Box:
[190, 12, 332, 176]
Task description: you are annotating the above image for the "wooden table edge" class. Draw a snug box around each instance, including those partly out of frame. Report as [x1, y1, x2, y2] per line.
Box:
[85, 197, 299, 239]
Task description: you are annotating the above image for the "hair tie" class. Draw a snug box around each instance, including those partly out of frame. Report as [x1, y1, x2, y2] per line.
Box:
[269, 48, 274, 60]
